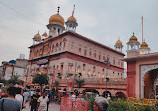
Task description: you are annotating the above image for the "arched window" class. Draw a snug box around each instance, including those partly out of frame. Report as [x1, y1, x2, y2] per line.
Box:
[98, 72, 100, 78]
[88, 70, 91, 75]
[79, 48, 81, 55]
[83, 68, 85, 74]
[56, 43, 58, 52]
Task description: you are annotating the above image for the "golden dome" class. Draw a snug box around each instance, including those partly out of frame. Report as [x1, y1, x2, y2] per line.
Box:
[34, 32, 41, 39]
[115, 39, 122, 45]
[42, 32, 47, 37]
[49, 14, 65, 26]
[67, 16, 77, 22]
[140, 41, 148, 48]
[129, 33, 138, 41]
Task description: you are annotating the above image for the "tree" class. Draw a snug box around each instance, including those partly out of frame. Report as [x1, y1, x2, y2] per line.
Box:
[8, 75, 19, 85]
[32, 73, 49, 93]
[54, 80, 59, 91]
[75, 79, 85, 93]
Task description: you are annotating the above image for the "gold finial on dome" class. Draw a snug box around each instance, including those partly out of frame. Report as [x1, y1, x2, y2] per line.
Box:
[49, 7, 65, 26]
[34, 31, 41, 39]
[129, 32, 138, 41]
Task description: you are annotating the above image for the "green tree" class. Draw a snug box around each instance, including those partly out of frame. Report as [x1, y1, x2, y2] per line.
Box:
[32, 73, 49, 93]
[54, 80, 59, 91]
[75, 79, 85, 93]
[8, 75, 19, 85]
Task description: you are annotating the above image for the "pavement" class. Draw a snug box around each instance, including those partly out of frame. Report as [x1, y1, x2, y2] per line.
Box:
[22, 102, 60, 111]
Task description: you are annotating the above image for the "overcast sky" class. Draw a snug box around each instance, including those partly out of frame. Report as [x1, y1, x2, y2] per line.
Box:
[0, 0, 158, 64]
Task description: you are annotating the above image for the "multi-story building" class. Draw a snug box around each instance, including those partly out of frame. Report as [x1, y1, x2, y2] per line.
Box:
[26, 7, 126, 96]
[0, 55, 28, 81]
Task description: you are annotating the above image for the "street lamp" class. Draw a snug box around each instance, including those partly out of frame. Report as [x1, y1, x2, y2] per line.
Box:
[104, 56, 111, 97]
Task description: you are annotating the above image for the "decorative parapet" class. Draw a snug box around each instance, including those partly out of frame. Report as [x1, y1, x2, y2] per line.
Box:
[55, 78, 127, 85]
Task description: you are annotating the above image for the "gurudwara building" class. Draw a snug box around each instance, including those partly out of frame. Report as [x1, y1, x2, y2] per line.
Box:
[26, 7, 128, 97]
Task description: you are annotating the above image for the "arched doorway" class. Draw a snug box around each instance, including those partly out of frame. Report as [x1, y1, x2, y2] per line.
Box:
[82, 89, 100, 95]
[115, 92, 126, 98]
[144, 69, 158, 99]
[102, 91, 112, 97]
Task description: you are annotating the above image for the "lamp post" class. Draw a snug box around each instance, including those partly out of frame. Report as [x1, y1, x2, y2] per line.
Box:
[70, 62, 79, 91]
[104, 56, 111, 97]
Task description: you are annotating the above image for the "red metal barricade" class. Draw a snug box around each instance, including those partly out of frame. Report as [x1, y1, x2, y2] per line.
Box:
[60, 97, 89, 111]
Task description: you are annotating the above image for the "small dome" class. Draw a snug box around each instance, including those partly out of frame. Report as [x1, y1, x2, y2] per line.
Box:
[67, 16, 77, 22]
[115, 39, 122, 45]
[49, 14, 65, 26]
[140, 41, 148, 48]
[42, 32, 47, 37]
[129, 33, 138, 41]
[34, 32, 41, 39]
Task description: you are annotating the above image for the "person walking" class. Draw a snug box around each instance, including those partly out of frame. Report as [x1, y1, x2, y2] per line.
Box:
[15, 87, 23, 109]
[0, 86, 21, 111]
[29, 89, 40, 111]
[37, 91, 49, 111]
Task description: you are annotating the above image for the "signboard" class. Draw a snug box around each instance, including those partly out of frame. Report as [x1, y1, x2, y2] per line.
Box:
[37, 58, 49, 65]
[4, 65, 14, 80]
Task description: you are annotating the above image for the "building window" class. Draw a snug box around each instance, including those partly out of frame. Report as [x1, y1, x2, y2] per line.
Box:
[98, 72, 100, 78]
[56, 43, 58, 52]
[118, 61, 120, 66]
[103, 56, 105, 61]
[99, 55, 101, 60]
[94, 53, 96, 59]
[113, 58, 115, 65]
[88, 70, 91, 75]
[89, 51, 91, 57]
[79, 48, 81, 54]
[83, 68, 85, 74]
[84, 50, 87, 56]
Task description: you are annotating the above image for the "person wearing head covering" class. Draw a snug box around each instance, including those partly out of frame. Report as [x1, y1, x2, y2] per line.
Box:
[94, 96, 108, 111]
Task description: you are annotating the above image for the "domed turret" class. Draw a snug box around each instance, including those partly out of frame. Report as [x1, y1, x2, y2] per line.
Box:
[140, 41, 148, 48]
[140, 40, 150, 54]
[65, 5, 78, 32]
[42, 31, 48, 37]
[49, 14, 65, 26]
[47, 7, 65, 37]
[114, 38, 123, 52]
[129, 33, 138, 41]
[126, 33, 140, 57]
[67, 16, 77, 23]
[33, 31, 41, 45]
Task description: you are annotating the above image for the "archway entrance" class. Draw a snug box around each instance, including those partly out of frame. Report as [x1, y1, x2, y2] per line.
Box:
[144, 69, 158, 99]
[115, 92, 126, 98]
[102, 91, 112, 97]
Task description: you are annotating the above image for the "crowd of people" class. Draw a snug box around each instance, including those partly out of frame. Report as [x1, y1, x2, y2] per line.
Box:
[0, 86, 51, 111]
[0, 86, 109, 111]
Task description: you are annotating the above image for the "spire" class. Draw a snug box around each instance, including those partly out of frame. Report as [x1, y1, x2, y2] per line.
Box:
[133, 32, 134, 35]
[57, 6, 60, 14]
[72, 4, 75, 16]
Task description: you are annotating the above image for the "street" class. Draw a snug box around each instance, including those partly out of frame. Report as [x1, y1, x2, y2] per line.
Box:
[22, 102, 60, 111]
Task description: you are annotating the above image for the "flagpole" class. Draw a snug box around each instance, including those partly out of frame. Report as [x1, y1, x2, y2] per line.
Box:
[142, 16, 143, 43]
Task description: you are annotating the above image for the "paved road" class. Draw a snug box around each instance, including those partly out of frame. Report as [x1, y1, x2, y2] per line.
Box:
[22, 102, 60, 111]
